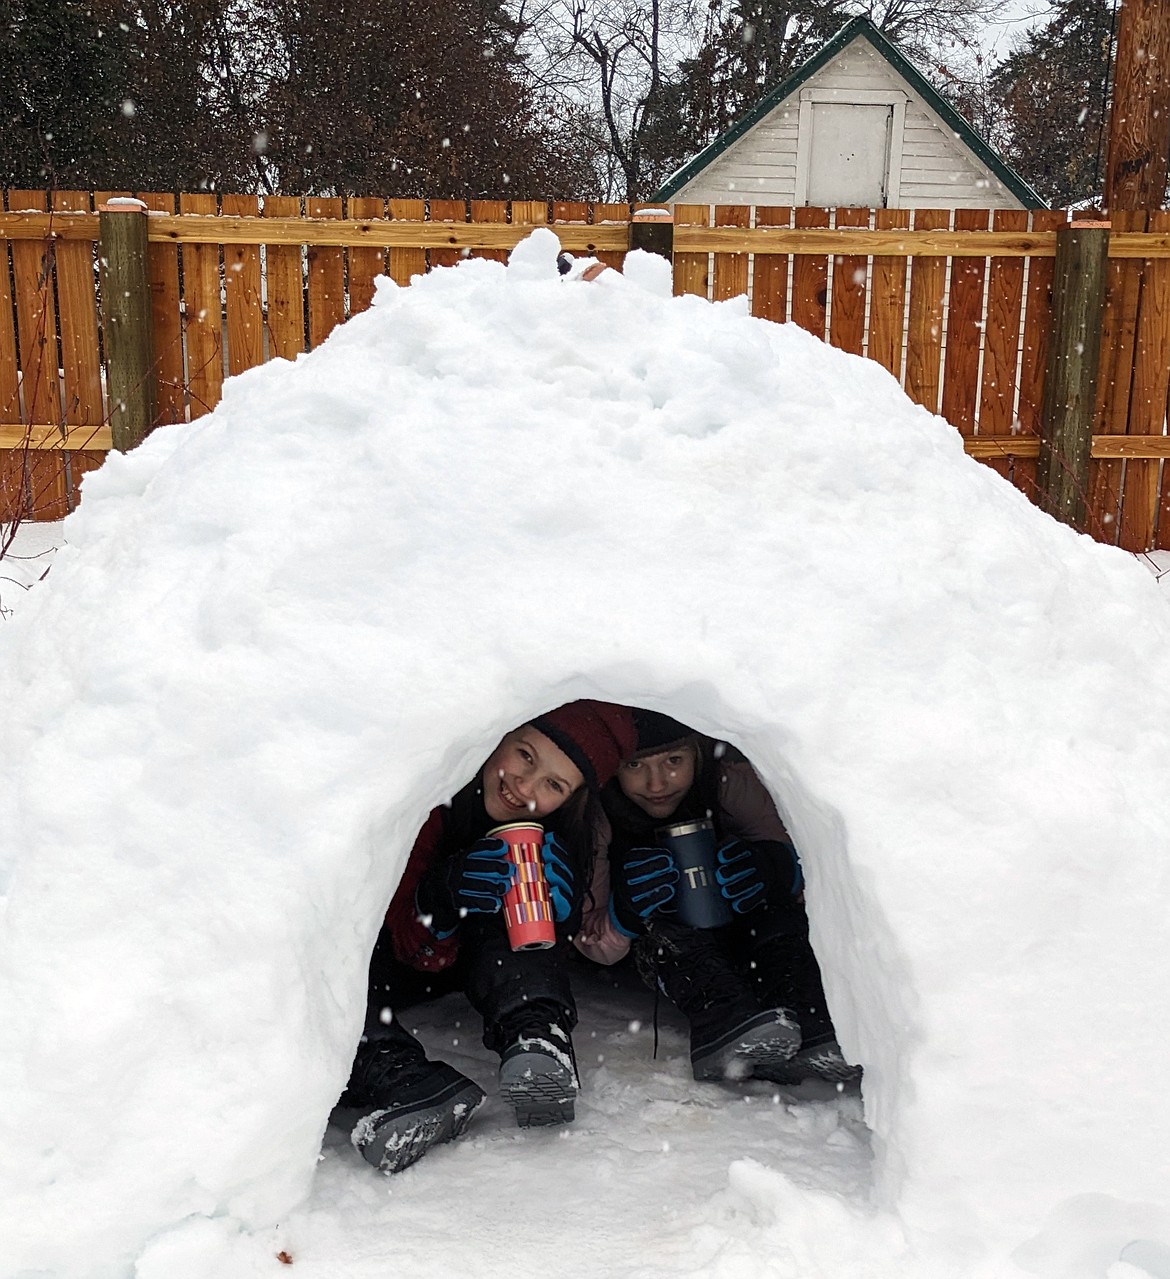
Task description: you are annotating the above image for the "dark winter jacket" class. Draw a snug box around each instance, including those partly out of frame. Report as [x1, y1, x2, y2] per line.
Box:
[575, 742, 800, 965]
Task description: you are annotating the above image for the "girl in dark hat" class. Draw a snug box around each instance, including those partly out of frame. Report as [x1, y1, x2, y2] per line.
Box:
[333, 700, 636, 1174]
[579, 709, 859, 1088]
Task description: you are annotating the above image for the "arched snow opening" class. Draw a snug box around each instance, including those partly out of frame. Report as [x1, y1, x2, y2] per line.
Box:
[1, 231, 1168, 1277]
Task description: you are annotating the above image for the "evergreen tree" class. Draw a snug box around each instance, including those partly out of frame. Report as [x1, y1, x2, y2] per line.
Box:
[0, 0, 270, 191]
[101, 0, 270, 192]
[1, 0, 592, 196]
[988, 0, 1115, 207]
[262, 0, 594, 197]
[647, 0, 847, 175]
[0, 0, 127, 187]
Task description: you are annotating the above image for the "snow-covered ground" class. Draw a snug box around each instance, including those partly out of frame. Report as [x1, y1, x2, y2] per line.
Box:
[127, 965, 874, 1279]
[2, 234, 1169, 1279]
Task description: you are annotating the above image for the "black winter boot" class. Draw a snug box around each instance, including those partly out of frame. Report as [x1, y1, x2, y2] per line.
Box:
[643, 925, 801, 1082]
[753, 1037, 862, 1086]
[333, 1023, 485, 1174]
[748, 928, 862, 1086]
[492, 999, 579, 1128]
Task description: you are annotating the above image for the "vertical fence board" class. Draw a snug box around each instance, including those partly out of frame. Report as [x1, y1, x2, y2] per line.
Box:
[1095, 208, 1146, 436]
[9, 189, 59, 427]
[870, 208, 910, 380]
[0, 194, 24, 520]
[905, 208, 949, 415]
[672, 205, 709, 298]
[52, 191, 102, 430]
[1090, 208, 1146, 539]
[942, 208, 990, 438]
[1016, 209, 1066, 504]
[593, 202, 629, 271]
[52, 190, 103, 513]
[140, 192, 186, 428]
[510, 202, 550, 278]
[1157, 210, 1170, 549]
[509, 200, 549, 267]
[0, 206, 19, 422]
[1119, 207, 1170, 551]
[472, 200, 509, 265]
[1090, 210, 1139, 543]
[307, 197, 345, 348]
[1159, 442, 1170, 550]
[221, 193, 264, 377]
[1119, 446, 1162, 552]
[348, 196, 388, 314]
[9, 189, 67, 518]
[552, 200, 586, 262]
[830, 206, 869, 356]
[595, 200, 631, 271]
[552, 201, 586, 274]
[263, 195, 306, 361]
[180, 192, 224, 419]
[791, 206, 830, 339]
[712, 204, 749, 302]
[429, 199, 468, 272]
[980, 209, 1028, 439]
[388, 199, 426, 286]
[751, 206, 791, 324]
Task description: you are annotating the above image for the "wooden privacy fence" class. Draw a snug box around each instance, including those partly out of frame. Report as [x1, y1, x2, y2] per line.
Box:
[2, 191, 1169, 551]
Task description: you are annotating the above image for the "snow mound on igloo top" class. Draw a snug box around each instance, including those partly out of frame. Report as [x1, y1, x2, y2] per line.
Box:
[1, 228, 1169, 1277]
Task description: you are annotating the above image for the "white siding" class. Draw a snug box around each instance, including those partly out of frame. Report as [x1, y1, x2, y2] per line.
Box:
[670, 36, 1028, 210]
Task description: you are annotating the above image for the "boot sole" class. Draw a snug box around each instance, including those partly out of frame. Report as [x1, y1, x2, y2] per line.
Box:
[756, 1041, 863, 1086]
[692, 1011, 802, 1082]
[499, 1050, 577, 1128]
[336, 1077, 486, 1174]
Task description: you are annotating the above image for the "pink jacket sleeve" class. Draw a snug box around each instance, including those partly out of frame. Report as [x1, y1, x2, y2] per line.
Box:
[573, 810, 633, 966]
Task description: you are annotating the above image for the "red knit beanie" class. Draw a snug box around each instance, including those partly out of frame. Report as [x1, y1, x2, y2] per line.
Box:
[530, 700, 637, 792]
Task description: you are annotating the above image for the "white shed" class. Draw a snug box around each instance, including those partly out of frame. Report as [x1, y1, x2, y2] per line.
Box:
[655, 16, 1042, 209]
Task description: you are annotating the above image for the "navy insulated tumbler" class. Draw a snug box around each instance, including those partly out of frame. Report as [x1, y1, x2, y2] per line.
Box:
[656, 818, 733, 929]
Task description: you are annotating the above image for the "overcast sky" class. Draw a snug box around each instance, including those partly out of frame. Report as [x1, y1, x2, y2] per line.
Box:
[978, 0, 1052, 60]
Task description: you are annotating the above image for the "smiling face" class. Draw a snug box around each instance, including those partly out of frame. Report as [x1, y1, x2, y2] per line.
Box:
[616, 744, 698, 819]
[481, 727, 586, 824]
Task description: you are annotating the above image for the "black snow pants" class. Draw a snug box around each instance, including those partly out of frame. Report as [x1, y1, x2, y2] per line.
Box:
[362, 914, 578, 1059]
[639, 895, 837, 1045]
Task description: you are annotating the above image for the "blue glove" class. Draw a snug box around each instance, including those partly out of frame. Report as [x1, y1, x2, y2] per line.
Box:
[714, 837, 801, 914]
[540, 831, 575, 923]
[417, 837, 515, 937]
[610, 848, 678, 938]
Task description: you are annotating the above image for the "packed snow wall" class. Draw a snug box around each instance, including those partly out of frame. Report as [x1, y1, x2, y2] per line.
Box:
[1, 232, 1168, 1277]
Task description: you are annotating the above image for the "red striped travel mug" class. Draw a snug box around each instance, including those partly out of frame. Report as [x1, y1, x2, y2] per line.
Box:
[489, 822, 556, 951]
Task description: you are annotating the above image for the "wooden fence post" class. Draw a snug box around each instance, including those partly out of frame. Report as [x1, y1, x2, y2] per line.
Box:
[98, 199, 157, 452]
[1037, 222, 1110, 530]
[629, 207, 673, 260]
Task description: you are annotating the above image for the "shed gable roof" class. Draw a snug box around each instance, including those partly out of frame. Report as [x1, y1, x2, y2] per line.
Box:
[653, 15, 1044, 207]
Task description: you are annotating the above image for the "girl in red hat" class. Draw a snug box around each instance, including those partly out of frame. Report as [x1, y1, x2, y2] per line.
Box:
[332, 700, 636, 1174]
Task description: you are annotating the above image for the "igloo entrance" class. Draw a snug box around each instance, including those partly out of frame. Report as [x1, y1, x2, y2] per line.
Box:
[335, 700, 870, 1175]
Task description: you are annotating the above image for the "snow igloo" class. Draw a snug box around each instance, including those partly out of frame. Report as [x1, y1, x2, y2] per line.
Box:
[1, 230, 1169, 1279]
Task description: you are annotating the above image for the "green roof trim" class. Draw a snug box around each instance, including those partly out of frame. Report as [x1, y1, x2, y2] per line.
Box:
[652, 15, 1045, 208]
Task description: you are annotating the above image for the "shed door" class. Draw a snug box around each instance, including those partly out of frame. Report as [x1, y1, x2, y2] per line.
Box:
[806, 103, 892, 207]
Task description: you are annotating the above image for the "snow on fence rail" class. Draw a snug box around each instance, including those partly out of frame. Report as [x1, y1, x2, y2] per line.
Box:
[2, 190, 1169, 550]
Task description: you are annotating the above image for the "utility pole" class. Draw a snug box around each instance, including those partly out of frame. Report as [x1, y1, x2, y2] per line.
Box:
[1104, 0, 1170, 213]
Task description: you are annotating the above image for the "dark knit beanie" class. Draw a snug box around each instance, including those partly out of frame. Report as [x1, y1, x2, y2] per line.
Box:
[630, 708, 696, 759]
[530, 700, 637, 792]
